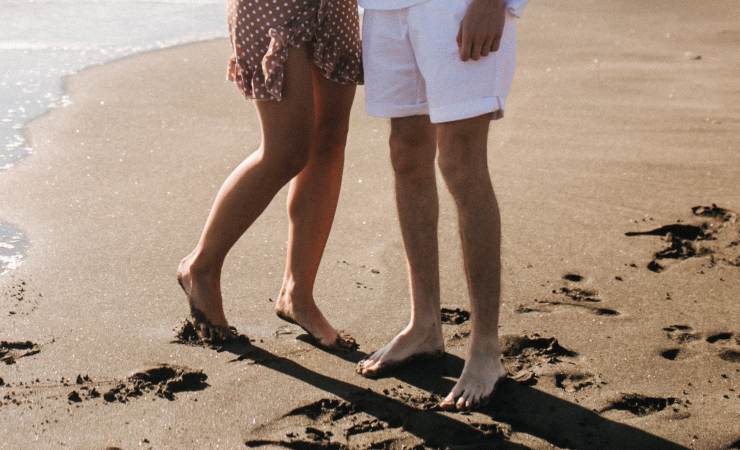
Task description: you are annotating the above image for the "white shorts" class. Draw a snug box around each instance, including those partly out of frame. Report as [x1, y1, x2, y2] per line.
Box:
[362, 0, 518, 124]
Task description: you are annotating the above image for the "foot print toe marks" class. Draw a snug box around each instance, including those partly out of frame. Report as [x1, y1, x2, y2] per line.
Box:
[663, 324, 701, 343]
[659, 348, 685, 361]
[719, 350, 740, 363]
[562, 273, 584, 282]
[706, 332, 733, 343]
[555, 286, 600, 303]
[660, 327, 738, 363]
[594, 308, 620, 316]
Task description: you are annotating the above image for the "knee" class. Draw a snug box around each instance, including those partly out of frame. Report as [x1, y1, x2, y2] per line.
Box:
[437, 128, 487, 194]
[389, 125, 435, 178]
[261, 142, 310, 180]
[260, 119, 313, 179]
[313, 118, 349, 159]
[282, 148, 310, 179]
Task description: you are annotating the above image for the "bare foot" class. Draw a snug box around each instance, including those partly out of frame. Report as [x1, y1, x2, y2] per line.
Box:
[439, 346, 507, 411]
[176, 254, 231, 341]
[275, 290, 353, 350]
[356, 323, 444, 378]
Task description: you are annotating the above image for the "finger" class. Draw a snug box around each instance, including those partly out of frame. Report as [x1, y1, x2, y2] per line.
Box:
[460, 28, 473, 61]
[456, 22, 463, 49]
[491, 33, 502, 52]
[470, 34, 485, 61]
[480, 36, 492, 57]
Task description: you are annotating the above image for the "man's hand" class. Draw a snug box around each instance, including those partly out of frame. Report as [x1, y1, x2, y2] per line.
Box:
[457, 0, 507, 61]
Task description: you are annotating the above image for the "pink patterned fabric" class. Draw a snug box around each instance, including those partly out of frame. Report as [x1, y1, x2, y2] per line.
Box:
[227, 0, 363, 101]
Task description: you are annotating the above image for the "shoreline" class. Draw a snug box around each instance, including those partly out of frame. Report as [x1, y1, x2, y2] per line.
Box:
[1, 1, 739, 448]
[0, 37, 230, 275]
[1, 33, 228, 174]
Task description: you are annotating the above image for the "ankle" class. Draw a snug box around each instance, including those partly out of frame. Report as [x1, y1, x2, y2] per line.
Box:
[406, 319, 443, 339]
[279, 279, 315, 303]
[468, 333, 501, 356]
[186, 253, 221, 281]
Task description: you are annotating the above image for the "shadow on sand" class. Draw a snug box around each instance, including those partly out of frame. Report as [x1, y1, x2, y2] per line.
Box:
[214, 339, 687, 449]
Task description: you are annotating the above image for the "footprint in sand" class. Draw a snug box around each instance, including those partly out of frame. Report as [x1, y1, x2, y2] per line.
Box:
[101, 364, 209, 403]
[441, 307, 473, 344]
[707, 332, 740, 363]
[658, 326, 739, 363]
[517, 274, 621, 317]
[382, 384, 441, 411]
[601, 393, 687, 417]
[553, 370, 606, 393]
[501, 334, 581, 386]
[244, 396, 513, 449]
[245, 398, 410, 449]
[0, 364, 208, 408]
[441, 307, 470, 325]
[625, 204, 739, 273]
[172, 319, 251, 350]
[0, 340, 40, 365]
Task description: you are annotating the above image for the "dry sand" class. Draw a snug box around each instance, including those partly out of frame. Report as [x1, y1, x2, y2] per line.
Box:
[1, 0, 739, 448]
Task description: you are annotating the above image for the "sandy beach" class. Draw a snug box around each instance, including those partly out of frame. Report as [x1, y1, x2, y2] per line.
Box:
[1, 0, 739, 448]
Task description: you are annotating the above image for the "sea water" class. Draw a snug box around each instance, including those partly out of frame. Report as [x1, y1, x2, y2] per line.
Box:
[0, 0, 228, 273]
[1, 0, 228, 171]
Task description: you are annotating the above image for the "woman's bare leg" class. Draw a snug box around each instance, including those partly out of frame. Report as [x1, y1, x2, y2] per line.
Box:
[275, 66, 356, 347]
[177, 47, 315, 337]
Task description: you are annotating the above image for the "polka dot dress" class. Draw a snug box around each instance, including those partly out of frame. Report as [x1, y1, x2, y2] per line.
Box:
[227, 0, 363, 101]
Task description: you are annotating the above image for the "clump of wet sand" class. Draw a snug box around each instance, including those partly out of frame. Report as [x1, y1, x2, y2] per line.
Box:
[172, 319, 250, 350]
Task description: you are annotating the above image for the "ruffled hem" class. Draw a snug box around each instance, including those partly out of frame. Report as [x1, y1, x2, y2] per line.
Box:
[227, 0, 362, 101]
[311, 0, 363, 86]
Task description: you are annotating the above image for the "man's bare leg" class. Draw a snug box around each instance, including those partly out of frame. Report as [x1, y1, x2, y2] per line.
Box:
[357, 115, 445, 376]
[436, 114, 507, 410]
[275, 65, 357, 348]
[177, 47, 315, 339]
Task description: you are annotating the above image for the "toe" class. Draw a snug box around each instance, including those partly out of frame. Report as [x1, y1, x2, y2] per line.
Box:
[456, 393, 468, 411]
[198, 323, 210, 339]
[466, 391, 482, 410]
[440, 386, 463, 410]
[359, 360, 383, 378]
[360, 349, 384, 370]
[355, 360, 367, 373]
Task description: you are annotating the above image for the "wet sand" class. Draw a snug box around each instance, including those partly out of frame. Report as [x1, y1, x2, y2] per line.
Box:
[1, 0, 739, 448]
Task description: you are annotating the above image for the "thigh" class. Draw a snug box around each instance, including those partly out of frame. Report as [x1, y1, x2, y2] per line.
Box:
[310, 64, 356, 136]
[254, 46, 315, 153]
[408, 0, 518, 124]
[362, 9, 429, 119]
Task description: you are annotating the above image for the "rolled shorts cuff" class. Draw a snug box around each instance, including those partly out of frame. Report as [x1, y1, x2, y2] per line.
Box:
[365, 101, 429, 119]
[429, 97, 505, 124]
